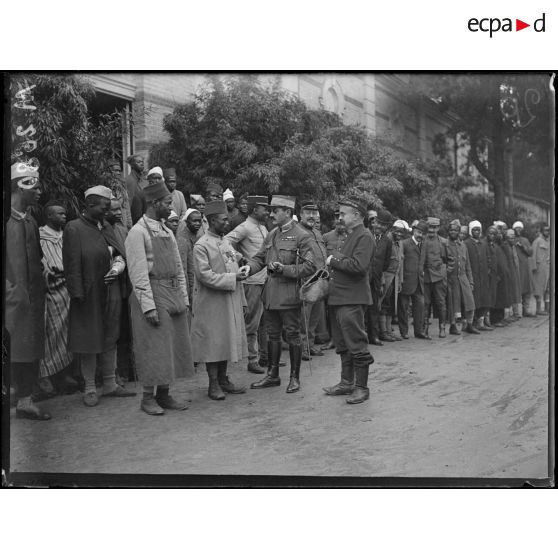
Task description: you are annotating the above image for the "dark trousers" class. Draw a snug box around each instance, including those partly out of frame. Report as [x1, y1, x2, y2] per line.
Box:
[424, 280, 447, 326]
[301, 300, 323, 349]
[330, 305, 373, 367]
[491, 308, 505, 323]
[366, 305, 380, 341]
[12, 361, 39, 399]
[266, 308, 302, 346]
[244, 284, 265, 361]
[398, 290, 425, 336]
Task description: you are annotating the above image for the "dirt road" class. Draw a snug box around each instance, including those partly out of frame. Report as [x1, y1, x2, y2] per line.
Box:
[8, 315, 551, 480]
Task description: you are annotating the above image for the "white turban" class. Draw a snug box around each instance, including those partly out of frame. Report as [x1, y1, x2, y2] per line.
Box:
[512, 221, 524, 230]
[493, 220, 506, 228]
[392, 219, 408, 230]
[147, 166, 163, 178]
[223, 188, 235, 201]
[183, 208, 200, 221]
[167, 210, 179, 221]
[468, 220, 482, 234]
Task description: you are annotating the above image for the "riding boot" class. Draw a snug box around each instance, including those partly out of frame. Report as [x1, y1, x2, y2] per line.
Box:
[323, 352, 354, 395]
[286, 344, 302, 393]
[207, 363, 225, 400]
[218, 361, 246, 394]
[346, 362, 370, 404]
[251, 340, 282, 389]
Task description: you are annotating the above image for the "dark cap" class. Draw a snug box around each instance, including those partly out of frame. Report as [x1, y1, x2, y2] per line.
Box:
[300, 200, 319, 211]
[376, 209, 394, 226]
[144, 182, 171, 202]
[247, 195, 269, 207]
[414, 220, 429, 234]
[205, 200, 228, 216]
[338, 197, 367, 217]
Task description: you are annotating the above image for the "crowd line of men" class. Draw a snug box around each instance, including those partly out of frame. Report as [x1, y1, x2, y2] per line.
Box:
[5, 155, 551, 420]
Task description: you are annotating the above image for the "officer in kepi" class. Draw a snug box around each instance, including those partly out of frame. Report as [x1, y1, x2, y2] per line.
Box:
[245, 195, 317, 394]
[322, 198, 375, 404]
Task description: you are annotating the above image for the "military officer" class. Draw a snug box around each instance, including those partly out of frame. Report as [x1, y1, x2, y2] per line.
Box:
[245, 195, 317, 393]
[322, 198, 375, 404]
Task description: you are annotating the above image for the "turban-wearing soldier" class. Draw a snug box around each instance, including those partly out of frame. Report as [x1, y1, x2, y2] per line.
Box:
[446, 220, 479, 335]
[245, 195, 318, 394]
[512, 221, 535, 317]
[531, 223, 550, 315]
[6, 163, 50, 419]
[464, 220, 492, 330]
[125, 181, 194, 415]
[322, 198, 375, 404]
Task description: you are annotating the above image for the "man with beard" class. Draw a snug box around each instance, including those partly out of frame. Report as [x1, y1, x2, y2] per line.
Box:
[322, 198, 375, 404]
[245, 196, 317, 393]
[512, 221, 535, 317]
[6, 163, 50, 420]
[225, 196, 271, 375]
[63, 186, 135, 407]
[464, 220, 491, 331]
[422, 217, 450, 339]
[446, 220, 478, 335]
[126, 181, 194, 415]
[398, 220, 429, 340]
[298, 201, 328, 361]
[125, 154, 148, 225]
[163, 168, 187, 221]
[367, 210, 393, 345]
[191, 201, 248, 400]
[322, 211, 348, 350]
[531, 223, 550, 315]
[38, 201, 76, 394]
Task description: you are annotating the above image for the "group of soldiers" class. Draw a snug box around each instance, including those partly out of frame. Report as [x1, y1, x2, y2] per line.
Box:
[5, 155, 551, 420]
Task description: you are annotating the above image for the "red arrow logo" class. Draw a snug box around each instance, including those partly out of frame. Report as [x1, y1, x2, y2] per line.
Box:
[516, 19, 530, 31]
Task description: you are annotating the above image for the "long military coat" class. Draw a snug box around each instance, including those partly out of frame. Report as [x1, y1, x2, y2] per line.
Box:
[5, 209, 45, 362]
[515, 236, 533, 295]
[446, 239, 475, 316]
[247, 220, 317, 310]
[190, 231, 247, 363]
[465, 238, 490, 308]
[62, 215, 126, 354]
[493, 243, 513, 309]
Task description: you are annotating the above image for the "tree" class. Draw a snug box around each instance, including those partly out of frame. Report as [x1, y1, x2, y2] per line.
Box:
[410, 73, 552, 217]
[150, 75, 465, 225]
[10, 73, 124, 219]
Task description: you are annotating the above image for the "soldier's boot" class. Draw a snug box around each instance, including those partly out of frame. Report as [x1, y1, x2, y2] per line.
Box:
[323, 351, 354, 395]
[449, 323, 460, 335]
[438, 322, 446, 338]
[379, 315, 395, 342]
[217, 361, 246, 394]
[286, 344, 302, 393]
[346, 362, 370, 405]
[207, 363, 225, 400]
[423, 322, 432, 340]
[251, 341, 282, 389]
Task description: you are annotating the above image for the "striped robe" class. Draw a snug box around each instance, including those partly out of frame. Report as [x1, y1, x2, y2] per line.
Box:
[39, 225, 72, 377]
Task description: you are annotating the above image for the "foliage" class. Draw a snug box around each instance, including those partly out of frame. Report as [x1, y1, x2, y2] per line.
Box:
[151, 75, 486, 227]
[409, 73, 552, 216]
[10, 73, 124, 220]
